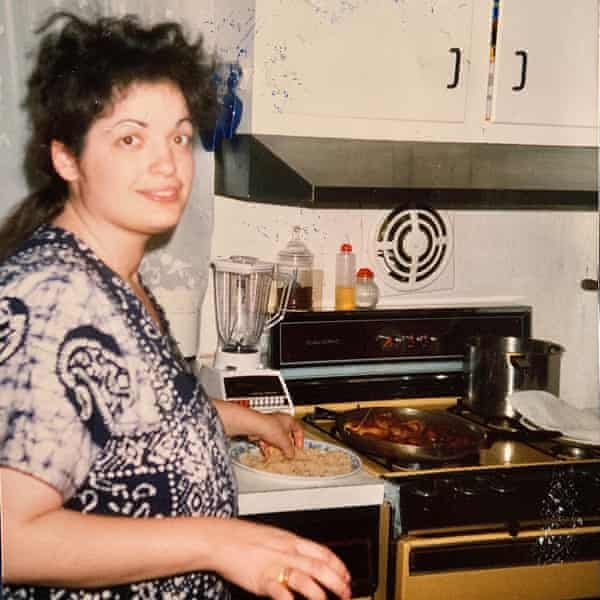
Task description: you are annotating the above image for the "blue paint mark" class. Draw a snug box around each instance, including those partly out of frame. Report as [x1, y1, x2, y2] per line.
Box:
[201, 65, 243, 152]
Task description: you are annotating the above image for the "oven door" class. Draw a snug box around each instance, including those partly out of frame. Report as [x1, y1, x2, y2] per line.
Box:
[393, 526, 600, 600]
[231, 504, 390, 600]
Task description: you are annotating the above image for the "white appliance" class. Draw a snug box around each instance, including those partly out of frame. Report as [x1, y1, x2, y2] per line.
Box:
[199, 255, 294, 414]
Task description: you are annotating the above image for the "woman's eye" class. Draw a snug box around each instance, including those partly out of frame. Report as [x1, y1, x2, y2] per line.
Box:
[120, 134, 141, 148]
[174, 133, 192, 147]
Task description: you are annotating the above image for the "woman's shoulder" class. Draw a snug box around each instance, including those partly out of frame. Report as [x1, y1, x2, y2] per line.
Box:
[0, 226, 101, 298]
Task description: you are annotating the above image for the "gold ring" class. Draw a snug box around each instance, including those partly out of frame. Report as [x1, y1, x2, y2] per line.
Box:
[277, 566, 291, 587]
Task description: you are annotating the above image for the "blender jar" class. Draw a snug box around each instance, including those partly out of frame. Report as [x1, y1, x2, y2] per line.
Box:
[277, 226, 314, 310]
[212, 256, 276, 353]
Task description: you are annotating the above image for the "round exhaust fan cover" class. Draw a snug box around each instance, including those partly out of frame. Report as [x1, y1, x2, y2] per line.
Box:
[373, 206, 453, 292]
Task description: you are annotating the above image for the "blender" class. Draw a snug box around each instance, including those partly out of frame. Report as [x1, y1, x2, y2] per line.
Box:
[199, 255, 295, 414]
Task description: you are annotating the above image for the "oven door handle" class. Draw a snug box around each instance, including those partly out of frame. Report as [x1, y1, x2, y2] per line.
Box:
[400, 525, 600, 574]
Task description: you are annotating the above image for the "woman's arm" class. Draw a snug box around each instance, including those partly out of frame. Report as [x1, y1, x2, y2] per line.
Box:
[213, 400, 304, 457]
[2, 467, 350, 599]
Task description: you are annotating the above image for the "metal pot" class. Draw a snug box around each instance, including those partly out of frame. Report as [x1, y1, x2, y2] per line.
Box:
[464, 336, 564, 418]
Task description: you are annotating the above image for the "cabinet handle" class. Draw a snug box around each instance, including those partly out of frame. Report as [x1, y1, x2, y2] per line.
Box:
[512, 50, 528, 91]
[581, 278, 599, 291]
[447, 47, 461, 89]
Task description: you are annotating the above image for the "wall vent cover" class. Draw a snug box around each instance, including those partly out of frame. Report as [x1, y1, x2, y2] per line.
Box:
[373, 206, 454, 293]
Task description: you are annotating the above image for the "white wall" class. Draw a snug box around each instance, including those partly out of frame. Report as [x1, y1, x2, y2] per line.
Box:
[0, 1, 217, 358]
[200, 195, 599, 410]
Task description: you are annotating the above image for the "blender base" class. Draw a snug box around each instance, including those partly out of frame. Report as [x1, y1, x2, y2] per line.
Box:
[213, 349, 263, 371]
[198, 364, 294, 415]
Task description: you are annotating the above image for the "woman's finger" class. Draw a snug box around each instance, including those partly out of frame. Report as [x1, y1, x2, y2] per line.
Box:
[251, 527, 350, 582]
[294, 537, 351, 580]
[284, 567, 328, 600]
[265, 549, 350, 600]
[290, 421, 304, 448]
[258, 440, 271, 458]
[263, 572, 294, 600]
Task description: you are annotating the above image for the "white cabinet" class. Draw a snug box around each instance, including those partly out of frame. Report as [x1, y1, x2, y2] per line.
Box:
[487, 0, 598, 144]
[216, 0, 598, 146]
[254, 0, 474, 124]
[216, 0, 485, 141]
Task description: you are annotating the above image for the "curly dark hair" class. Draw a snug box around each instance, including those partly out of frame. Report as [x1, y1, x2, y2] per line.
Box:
[0, 11, 216, 261]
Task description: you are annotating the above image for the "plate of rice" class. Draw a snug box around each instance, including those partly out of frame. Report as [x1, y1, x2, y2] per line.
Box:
[230, 438, 362, 481]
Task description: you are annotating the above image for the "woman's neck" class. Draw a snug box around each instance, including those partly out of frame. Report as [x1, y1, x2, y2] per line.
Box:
[52, 203, 147, 285]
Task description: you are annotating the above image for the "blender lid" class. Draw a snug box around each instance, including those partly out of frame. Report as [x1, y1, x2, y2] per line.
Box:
[212, 255, 274, 274]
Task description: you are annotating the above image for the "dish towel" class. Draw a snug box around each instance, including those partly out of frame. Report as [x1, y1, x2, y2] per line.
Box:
[509, 390, 600, 445]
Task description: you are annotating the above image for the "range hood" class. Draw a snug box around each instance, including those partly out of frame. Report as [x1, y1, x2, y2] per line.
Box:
[215, 135, 598, 210]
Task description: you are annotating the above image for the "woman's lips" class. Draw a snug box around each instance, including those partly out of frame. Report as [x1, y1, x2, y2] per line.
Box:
[138, 187, 180, 202]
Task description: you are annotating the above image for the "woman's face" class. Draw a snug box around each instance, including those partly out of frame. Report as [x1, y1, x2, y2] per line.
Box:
[63, 80, 195, 239]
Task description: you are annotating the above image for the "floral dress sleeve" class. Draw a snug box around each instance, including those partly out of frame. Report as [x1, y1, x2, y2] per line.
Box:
[0, 268, 111, 500]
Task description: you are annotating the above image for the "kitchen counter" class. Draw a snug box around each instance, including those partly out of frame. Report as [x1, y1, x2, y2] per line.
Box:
[235, 446, 385, 516]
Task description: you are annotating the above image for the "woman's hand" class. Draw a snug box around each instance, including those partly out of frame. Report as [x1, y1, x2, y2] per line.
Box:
[255, 411, 304, 459]
[213, 401, 304, 457]
[204, 517, 352, 600]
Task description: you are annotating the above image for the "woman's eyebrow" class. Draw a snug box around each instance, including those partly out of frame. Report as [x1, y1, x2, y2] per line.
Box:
[104, 117, 193, 131]
[176, 117, 194, 127]
[104, 119, 147, 131]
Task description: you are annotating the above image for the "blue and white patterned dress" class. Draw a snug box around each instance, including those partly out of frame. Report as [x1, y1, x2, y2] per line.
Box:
[0, 225, 237, 599]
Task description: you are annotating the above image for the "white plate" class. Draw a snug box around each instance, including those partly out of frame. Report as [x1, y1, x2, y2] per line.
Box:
[230, 438, 362, 482]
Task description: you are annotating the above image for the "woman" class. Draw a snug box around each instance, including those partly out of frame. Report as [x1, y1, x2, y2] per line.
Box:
[0, 11, 351, 600]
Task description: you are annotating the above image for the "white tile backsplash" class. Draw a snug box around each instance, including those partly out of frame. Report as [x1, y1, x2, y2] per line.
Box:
[200, 195, 599, 409]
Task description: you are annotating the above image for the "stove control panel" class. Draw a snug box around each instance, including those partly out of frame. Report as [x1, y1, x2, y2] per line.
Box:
[376, 334, 440, 353]
[270, 306, 531, 367]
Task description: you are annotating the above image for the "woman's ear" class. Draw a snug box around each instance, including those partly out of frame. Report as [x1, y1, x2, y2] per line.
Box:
[50, 140, 80, 182]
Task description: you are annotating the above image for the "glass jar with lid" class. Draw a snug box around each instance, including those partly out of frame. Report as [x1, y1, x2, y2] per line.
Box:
[355, 267, 379, 309]
[276, 226, 314, 310]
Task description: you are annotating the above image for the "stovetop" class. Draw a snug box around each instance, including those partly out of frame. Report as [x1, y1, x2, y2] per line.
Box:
[298, 399, 600, 536]
[300, 399, 600, 478]
[450, 401, 600, 461]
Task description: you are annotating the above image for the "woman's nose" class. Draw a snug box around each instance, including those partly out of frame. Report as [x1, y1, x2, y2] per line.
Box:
[150, 142, 177, 175]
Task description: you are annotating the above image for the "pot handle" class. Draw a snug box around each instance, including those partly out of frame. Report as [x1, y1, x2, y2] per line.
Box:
[509, 354, 531, 371]
[303, 406, 340, 423]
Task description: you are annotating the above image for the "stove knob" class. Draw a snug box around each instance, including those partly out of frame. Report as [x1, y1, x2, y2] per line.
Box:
[580, 469, 600, 513]
[582, 469, 600, 487]
[452, 478, 486, 498]
[405, 335, 416, 350]
[407, 483, 440, 511]
[376, 334, 399, 349]
[408, 483, 439, 499]
[488, 476, 517, 496]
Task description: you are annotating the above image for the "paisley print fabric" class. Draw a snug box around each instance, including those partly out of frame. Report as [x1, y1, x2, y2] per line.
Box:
[0, 225, 237, 599]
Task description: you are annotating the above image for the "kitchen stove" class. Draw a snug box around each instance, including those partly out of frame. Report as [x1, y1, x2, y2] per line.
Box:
[269, 306, 600, 600]
[300, 399, 600, 600]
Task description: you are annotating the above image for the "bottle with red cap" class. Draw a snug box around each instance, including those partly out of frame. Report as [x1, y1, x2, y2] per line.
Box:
[355, 267, 379, 309]
[335, 242, 356, 310]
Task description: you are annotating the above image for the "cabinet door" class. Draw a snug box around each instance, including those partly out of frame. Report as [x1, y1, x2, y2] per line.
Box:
[491, 0, 599, 129]
[254, 0, 475, 125]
